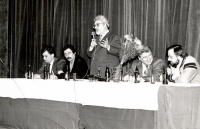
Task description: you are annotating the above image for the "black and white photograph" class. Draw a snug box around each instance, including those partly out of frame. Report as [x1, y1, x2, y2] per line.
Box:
[1, 0, 200, 129]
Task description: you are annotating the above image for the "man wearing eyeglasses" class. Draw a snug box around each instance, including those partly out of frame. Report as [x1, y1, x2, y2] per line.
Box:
[87, 15, 121, 78]
[131, 45, 165, 82]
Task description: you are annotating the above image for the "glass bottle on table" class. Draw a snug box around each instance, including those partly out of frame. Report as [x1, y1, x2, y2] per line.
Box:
[162, 68, 168, 84]
[97, 66, 101, 77]
[120, 68, 123, 81]
[43, 65, 48, 80]
[65, 65, 69, 81]
[134, 66, 139, 83]
[27, 65, 32, 79]
[105, 65, 110, 82]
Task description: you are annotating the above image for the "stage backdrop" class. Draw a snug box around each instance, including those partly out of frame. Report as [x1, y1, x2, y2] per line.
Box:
[0, 0, 8, 78]
[3, 0, 200, 78]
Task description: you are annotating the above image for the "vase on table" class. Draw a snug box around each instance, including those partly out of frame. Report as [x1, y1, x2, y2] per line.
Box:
[112, 64, 122, 82]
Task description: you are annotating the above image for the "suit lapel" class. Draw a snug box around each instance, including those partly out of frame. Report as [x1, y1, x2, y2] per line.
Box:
[101, 31, 110, 41]
[71, 56, 77, 73]
[138, 61, 143, 76]
[95, 31, 111, 53]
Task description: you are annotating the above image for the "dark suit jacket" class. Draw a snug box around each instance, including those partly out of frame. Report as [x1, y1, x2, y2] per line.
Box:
[131, 58, 164, 81]
[64, 55, 88, 79]
[37, 57, 66, 79]
[87, 31, 121, 78]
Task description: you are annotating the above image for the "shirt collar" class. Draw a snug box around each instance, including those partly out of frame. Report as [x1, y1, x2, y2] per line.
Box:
[50, 59, 54, 65]
[142, 63, 148, 69]
[70, 56, 76, 65]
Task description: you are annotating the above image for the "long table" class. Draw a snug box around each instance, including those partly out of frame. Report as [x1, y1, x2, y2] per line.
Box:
[1, 79, 200, 129]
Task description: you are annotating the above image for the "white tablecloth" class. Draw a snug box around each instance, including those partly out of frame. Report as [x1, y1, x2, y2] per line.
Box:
[0, 78, 160, 110]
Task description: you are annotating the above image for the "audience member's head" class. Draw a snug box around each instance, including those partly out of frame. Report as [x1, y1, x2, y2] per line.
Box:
[63, 44, 76, 62]
[41, 45, 56, 63]
[166, 44, 188, 67]
[137, 45, 153, 66]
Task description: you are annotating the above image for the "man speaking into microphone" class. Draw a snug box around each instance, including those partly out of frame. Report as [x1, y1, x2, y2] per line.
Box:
[87, 15, 121, 78]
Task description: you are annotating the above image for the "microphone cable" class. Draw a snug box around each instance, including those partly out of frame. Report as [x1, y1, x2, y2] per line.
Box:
[81, 44, 97, 79]
[81, 32, 98, 79]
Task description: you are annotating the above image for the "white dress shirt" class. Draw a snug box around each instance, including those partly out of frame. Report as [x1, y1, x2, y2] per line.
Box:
[142, 63, 149, 76]
[49, 59, 54, 74]
[70, 58, 75, 72]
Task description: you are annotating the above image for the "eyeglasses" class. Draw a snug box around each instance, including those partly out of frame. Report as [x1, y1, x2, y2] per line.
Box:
[93, 23, 103, 28]
[141, 54, 153, 60]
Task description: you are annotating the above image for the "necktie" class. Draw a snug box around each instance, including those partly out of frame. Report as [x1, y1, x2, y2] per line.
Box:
[144, 65, 148, 76]
[46, 64, 50, 73]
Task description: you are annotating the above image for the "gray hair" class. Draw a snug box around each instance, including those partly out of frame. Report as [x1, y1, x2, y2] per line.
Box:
[94, 15, 110, 29]
[137, 45, 152, 57]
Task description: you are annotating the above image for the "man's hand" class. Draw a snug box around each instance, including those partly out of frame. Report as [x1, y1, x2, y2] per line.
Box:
[89, 39, 97, 51]
[99, 38, 110, 50]
[33, 74, 41, 79]
[58, 70, 64, 74]
[49, 72, 58, 79]
[138, 76, 145, 82]
[171, 64, 181, 80]
[50, 74, 58, 79]
[123, 75, 134, 82]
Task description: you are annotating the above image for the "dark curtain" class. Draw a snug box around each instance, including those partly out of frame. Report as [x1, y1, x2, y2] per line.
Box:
[0, 0, 8, 77]
[10, 0, 102, 77]
[102, 0, 200, 59]
[9, 0, 200, 78]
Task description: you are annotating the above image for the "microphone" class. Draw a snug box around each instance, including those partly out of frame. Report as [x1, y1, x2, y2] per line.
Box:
[0, 58, 9, 72]
[91, 31, 96, 39]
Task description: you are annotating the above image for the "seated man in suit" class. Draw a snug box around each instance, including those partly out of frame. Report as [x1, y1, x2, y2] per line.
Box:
[131, 45, 165, 82]
[34, 45, 66, 79]
[166, 44, 200, 83]
[63, 44, 88, 79]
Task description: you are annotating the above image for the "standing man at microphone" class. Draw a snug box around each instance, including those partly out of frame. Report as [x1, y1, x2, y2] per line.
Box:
[87, 15, 121, 78]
